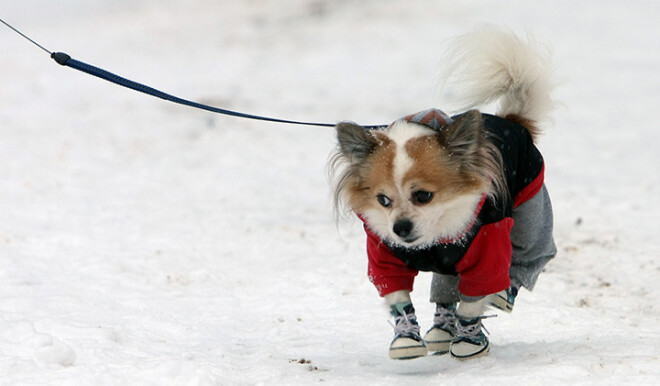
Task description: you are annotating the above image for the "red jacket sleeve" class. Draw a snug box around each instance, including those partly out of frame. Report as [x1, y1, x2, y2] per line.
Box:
[455, 218, 513, 297]
[363, 223, 418, 297]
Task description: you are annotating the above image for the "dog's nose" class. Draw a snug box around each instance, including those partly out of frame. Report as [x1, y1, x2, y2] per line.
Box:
[393, 219, 413, 238]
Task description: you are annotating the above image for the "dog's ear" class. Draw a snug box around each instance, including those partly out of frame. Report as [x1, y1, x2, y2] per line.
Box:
[336, 122, 377, 162]
[439, 109, 484, 162]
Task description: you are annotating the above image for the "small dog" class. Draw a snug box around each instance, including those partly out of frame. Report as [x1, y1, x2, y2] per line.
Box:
[330, 29, 557, 360]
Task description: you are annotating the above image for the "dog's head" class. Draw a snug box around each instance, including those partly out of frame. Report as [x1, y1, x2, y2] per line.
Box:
[331, 109, 505, 247]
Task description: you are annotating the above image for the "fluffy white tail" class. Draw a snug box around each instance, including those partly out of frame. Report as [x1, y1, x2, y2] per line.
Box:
[439, 29, 556, 140]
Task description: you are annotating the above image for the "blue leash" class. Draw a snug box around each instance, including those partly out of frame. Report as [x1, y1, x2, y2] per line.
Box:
[2, 18, 386, 129]
[50, 52, 340, 128]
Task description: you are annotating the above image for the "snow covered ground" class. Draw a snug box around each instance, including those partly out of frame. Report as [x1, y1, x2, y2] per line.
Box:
[1, 0, 659, 384]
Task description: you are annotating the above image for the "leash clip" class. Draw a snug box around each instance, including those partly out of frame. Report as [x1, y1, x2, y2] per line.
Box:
[51, 52, 71, 66]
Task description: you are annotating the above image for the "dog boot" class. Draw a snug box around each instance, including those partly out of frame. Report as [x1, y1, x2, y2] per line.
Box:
[450, 316, 490, 360]
[388, 303, 428, 360]
[487, 286, 518, 313]
[423, 303, 457, 354]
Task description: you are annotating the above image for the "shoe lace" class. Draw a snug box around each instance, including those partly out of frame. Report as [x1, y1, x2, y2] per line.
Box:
[456, 315, 496, 338]
[433, 307, 458, 330]
[389, 313, 421, 337]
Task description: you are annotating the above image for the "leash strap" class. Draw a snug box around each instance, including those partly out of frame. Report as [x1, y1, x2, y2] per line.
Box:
[50, 52, 355, 128]
[2, 17, 387, 129]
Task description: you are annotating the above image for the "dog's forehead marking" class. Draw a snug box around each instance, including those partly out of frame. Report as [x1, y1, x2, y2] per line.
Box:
[386, 121, 436, 190]
[386, 120, 436, 145]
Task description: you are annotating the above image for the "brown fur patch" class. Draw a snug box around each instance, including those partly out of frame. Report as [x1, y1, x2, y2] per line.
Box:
[404, 135, 487, 203]
[344, 130, 491, 214]
[345, 132, 396, 213]
[504, 113, 540, 143]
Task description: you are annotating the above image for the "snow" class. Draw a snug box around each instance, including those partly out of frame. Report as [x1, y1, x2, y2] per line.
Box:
[1, 0, 659, 384]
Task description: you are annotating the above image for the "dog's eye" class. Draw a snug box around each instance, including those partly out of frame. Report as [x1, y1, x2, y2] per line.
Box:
[412, 190, 433, 204]
[376, 194, 392, 208]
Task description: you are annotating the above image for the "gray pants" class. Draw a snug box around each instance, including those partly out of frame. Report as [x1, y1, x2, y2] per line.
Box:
[430, 185, 557, 303]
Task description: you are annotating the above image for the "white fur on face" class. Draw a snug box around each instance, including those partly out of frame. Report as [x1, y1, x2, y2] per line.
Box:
[389, 121, 435, 202]
[362, 121, 484, 247]
[414, 192, 483, 245]
[364, 192, 482, 247]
